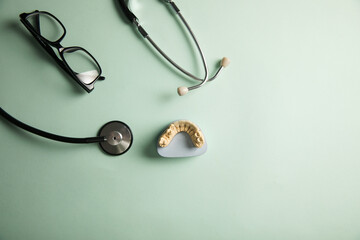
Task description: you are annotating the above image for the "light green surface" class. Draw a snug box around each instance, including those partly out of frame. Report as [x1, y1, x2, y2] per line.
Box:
[1, 0, 360, 239]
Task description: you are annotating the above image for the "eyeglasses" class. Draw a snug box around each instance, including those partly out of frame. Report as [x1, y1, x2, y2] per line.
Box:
[20, 10, 105, 93]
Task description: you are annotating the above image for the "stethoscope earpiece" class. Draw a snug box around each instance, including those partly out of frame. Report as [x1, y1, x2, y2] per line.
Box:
[221, 57, 231, 68]
[177, 57, 230, 96]
[177, 86, 188, 96]
[118, 0, 230, 96]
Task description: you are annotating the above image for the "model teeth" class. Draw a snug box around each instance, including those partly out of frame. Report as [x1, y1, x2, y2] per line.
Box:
[158, 120, 205, 148]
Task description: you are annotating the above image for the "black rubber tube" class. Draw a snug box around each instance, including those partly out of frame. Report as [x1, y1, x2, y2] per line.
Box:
[0, 107, 105, 144]
[117, 0, 138, 23]
[170, 2, 180, 13]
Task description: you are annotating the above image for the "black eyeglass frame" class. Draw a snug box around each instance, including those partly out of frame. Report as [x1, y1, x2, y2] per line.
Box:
[19, 10, 105, 93]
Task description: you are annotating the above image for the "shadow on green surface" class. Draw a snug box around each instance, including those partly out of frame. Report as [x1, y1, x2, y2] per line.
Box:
[142, 133, 162, 159]
[3, 20, 49, 62]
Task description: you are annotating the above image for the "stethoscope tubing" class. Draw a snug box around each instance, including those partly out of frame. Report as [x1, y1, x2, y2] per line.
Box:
[147, 34, 224, 84]
[143, 4, 211, 87]
[121, 0, 227, 94]
[0, 107, 105, 144]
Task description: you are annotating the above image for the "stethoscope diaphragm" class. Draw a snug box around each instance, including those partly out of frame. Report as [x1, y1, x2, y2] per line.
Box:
[98, 121, 133, 156]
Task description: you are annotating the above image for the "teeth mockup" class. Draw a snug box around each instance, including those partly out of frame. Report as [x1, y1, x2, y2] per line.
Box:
[158, 120, 205, 148]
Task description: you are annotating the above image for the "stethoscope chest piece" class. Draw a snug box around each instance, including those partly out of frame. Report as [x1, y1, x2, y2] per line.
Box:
[98, 121, 133, 155]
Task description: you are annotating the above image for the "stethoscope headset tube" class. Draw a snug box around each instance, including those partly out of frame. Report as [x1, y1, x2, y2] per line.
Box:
[117, 0, 230, 96]
[0, 107, 133, 156]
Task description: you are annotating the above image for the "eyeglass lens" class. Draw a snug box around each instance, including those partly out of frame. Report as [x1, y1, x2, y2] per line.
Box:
[63, 49, 101, 84]
[26, 12, 65, 42]
[26, 12, 101, 85]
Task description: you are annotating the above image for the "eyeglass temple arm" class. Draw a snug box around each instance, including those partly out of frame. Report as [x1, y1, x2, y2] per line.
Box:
[20, 10, 42, 34]
[0, 107, 105, 144]
[33, 11, 41, 35]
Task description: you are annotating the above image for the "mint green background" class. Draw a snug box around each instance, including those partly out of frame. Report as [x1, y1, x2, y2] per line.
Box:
[1, 0, 360, 239]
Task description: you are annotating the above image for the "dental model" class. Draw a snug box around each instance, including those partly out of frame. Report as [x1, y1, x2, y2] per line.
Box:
[158, 120, 205, 148]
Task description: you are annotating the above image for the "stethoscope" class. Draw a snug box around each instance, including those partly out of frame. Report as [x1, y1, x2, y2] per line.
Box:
[117, 0, 230, 96]
[0, 107, 133, 156]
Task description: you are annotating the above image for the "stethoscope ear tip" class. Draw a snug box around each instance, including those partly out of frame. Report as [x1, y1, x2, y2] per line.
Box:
[176, 57, 230, 96]
[177, 86, 189, 96]
[221, 57, 230, 68]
